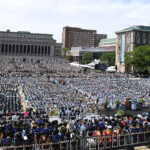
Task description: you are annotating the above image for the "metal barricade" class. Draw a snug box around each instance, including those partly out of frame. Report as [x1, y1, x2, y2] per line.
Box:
[0, 139, 79, 150]
[79, 131, 150, 150]
[0, 132, 150, 150]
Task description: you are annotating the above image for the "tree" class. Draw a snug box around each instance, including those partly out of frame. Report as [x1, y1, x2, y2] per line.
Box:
[148, 67, 150, 75]
[140, 98, 146, 106]
[124, 52, 133, 72]
[132, 45, 150, 74]
[104, 100, 109, 110]
[63, 47, 70, 57]
[82, 52, 93, 64]
[99, 52, 115, 66]
[115, 100, 120, 109]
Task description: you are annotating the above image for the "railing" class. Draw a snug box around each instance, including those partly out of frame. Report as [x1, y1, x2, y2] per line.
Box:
[0, 131, 150, 150]
[0, 140, 79, 150]
[80, 131, 150, 150]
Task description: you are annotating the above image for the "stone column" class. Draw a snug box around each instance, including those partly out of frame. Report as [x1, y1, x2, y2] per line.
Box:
[3, 44, 5, 55]
[41, 46, 44, 56]
[48, 46, 50, 56]
[21, 45, 24, 56]
[45, 46, 48, 56]
[50, 45, 54, 57]
[4, 44, 6, 55]
[35, 46, 37, 56]
[37, 46, 39, 56]
[10, 44, 13, 55]
[10, 45, 12, 55]
[43, 46, 45, 56]
[33, 45, 35, 56]
[39, 46, 41, 56]
[21, 45, 23, 55]
[26, 45, 27, 56]
[7, 44, 9, 55]
[14, 45, 16, 55]
[29, 45, 31, 56]
[32, 45, 34, 56]
[0, 44, 1, 54]
[18, 45, 20, 56]
[12, 45, 15, 54]
[6, 44, 8, 55]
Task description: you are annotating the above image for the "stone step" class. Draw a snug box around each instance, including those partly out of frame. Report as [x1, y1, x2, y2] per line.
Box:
[120, 146, 150, 150]
[135, 146, 150, 150]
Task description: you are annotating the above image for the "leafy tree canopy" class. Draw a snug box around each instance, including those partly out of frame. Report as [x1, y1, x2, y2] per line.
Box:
[124, 45, 150, 75]
[99, 52, 115, 66]
[132, 45, 150, 73]
[82, 52, 93, 64]
[63, 47, 70, 56]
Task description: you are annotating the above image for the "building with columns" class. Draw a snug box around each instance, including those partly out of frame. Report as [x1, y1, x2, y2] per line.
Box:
[0, 30, 62, 63]
[115, 25, 150, 73]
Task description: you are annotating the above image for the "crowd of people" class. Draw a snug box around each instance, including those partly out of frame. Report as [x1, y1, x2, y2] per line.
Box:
[0, 109, 150, 148]
[0, 59, 150, 148]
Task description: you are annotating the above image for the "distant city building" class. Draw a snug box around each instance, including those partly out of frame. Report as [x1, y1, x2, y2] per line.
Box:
[62, 26, 107, 50]
[0, 30, 62, 63]
[116, 25, 150, 73]
[99, 38, 116, 51]
[68, 46, 112, 63]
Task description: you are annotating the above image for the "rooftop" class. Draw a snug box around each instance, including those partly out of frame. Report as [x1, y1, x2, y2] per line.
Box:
[0, 30, 53, 36]
[99, 38, 116, 45]
[63, 26, 97, 32]
[116, 25, 150, 34]
[71, 47, 113, 52]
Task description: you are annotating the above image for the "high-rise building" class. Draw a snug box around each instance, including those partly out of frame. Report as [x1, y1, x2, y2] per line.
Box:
[116, 25, 150, 73]
[62, 26, 107, 50]
[0, 30, 62, 62]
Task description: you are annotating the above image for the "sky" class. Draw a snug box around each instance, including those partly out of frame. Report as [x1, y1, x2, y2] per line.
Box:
[0, 0, 150, 42]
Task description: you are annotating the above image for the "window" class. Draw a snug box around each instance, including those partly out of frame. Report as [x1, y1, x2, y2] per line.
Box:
[128, 32, 130, 37]
[128, 46, 130, 52]
[148, 33, 150, 44]
[118, 38, 121, 44]
[136, 32, 140, 44]
[143, 33, 146, 44]
[127, 37, 130, 44]
[148, 38, 150, 44]
[118, 55, 121, 61]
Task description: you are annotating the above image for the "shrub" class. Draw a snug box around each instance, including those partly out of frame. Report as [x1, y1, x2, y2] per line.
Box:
[117, 110, 125, 116]
[115, 100, 120, 105]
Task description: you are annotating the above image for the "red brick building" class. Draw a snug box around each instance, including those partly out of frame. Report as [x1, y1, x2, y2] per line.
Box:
[116, 25, 150, 73]
[62, 26, 107, 50]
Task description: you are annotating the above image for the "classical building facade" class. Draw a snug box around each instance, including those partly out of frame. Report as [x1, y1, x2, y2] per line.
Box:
[0, 30, 62, 62]
[116, 25, 150, 73]
[62, 26, 107, 50]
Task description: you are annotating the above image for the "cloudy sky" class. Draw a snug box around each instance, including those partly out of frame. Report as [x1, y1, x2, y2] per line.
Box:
[0, 0, 150, 42]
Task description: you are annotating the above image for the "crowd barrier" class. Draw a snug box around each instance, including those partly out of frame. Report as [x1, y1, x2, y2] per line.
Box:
[0, 140, 79, 150]
[80, 131, 150, 150]
[0, 131, 150, 150]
